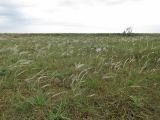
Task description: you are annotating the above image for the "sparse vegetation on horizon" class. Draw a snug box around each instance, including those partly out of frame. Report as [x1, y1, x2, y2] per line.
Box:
[0, 34, 160, 120]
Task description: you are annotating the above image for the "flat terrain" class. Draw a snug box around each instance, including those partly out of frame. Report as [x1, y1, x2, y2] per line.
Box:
[0, 34, 160, 120]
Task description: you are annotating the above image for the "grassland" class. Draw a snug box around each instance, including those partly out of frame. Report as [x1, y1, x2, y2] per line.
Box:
[0, 34, 160, 120]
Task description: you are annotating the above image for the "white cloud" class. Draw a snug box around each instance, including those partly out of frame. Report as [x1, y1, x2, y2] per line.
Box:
[0, 0, 160, 32]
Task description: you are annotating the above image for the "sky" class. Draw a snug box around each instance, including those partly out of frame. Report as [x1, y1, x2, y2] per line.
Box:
[0, 0, 160, 33]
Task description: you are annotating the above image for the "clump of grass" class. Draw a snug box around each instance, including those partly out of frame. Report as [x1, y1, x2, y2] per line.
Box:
[65, 95, 97, 119]
[16, 91, 47, 112]
[91, 95, 151, 120]
[85, 78, 102, 89]
[0, 68, 7, 76]
[127, 80, 134, 86]
[45, 97, 70, 120]
[130, 95, 145, 107]
[33, 91, 47, 105]
[16, 97, 34, 112]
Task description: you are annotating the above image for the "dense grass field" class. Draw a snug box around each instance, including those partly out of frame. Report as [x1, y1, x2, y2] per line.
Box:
[0, 34, 160, 120]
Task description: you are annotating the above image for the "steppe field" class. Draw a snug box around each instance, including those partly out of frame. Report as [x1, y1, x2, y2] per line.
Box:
[0, 34, 160, 120]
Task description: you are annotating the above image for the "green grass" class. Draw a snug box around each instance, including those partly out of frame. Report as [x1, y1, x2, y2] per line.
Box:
[0, 33, 160, 119]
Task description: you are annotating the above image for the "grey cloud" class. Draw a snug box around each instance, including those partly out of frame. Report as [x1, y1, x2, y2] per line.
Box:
[0, 1, 30, 32]
[104, 0, 131, 5]
[48, 22, 87, 28]
[59, 0, 141, 7]
[59, 0, 77, 6]
[32, 20, 92, 28]
[105, 0, 143, 5]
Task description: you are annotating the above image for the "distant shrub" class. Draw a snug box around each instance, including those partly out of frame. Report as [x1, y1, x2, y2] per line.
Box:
[123, 27, 133, 35]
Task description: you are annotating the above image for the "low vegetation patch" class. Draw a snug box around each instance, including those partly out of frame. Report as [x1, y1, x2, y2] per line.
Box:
[0, 34, 160, 119]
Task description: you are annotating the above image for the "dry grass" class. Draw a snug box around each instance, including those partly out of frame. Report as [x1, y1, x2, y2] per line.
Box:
[0, 33, 160, 120]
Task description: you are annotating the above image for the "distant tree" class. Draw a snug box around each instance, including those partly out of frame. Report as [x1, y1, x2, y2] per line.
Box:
[123, 27, 133, 35]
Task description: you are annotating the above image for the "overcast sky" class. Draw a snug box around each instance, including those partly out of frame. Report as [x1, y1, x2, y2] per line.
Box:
[0, 0, 160, 33]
